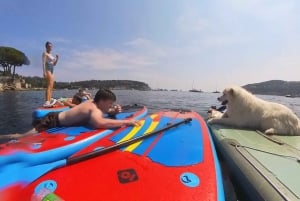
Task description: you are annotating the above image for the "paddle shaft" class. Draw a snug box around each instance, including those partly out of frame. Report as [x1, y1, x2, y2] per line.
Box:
[67, 117, 192, 165]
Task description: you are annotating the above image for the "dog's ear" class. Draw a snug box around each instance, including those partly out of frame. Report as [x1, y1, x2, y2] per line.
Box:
[229, 88, 234, 95]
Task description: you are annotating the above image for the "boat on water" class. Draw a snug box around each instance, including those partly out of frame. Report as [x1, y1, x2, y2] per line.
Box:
[1, 109, 224, 201]
[189, 80, 202, 93]
[209, 124, 300, 201]
[285, 94, 295, 98]
[189, 89, 203, 93]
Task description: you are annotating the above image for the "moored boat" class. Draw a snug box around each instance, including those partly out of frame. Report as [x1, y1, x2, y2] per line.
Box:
[189, 89, 203, 93]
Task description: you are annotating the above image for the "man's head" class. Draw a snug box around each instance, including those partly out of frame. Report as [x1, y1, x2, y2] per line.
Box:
[94, 88, 116, 112]
[77, 88, 84, 96]
[72, 94, 82, 105]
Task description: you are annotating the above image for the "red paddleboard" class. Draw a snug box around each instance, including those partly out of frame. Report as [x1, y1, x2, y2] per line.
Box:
[32, 102, 71, 120]
[0, 110, 224, 201]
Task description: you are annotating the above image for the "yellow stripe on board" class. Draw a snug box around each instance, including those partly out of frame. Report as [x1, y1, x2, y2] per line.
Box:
[125, 114, 159, 152]
[117, 120, 145, 143]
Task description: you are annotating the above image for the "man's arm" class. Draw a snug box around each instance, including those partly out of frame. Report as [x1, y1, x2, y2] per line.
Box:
[62, 100, 77, 108]
[82, 92, 92, 99]
[107, 104, 122, 116]
[89, 110, 139, 129]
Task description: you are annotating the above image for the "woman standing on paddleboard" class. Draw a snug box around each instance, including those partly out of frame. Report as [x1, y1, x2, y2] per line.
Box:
[42, 41, 59, 107]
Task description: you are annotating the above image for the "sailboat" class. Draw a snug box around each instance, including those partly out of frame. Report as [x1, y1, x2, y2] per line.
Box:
[189, 89, 202, 92]
[212, 85, 220, 93]
[189, 81, 202, 93]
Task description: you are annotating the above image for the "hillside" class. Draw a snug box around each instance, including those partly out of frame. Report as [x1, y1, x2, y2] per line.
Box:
[243, 80, 300, 97]
[57, 79, 151, 91]
[23, 76, 151, 91]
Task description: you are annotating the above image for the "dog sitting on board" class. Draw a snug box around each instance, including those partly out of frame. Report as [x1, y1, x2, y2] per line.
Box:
[207, 86, 300, 136]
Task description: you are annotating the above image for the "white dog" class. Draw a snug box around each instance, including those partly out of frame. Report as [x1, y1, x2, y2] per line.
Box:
[207, 86, 300, 135]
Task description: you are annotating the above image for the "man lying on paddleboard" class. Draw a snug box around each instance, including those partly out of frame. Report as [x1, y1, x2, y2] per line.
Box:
[1, 88, 140, 141]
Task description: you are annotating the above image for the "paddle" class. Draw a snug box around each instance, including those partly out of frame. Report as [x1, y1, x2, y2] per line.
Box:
[67, 117, 192, 165]
[0, 117, 192, 189]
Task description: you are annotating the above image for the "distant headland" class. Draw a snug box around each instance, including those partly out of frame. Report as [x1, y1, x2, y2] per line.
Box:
[0, 75, 151, 91]
[243, 80, 300, 97]
[1, 75, 300, 97]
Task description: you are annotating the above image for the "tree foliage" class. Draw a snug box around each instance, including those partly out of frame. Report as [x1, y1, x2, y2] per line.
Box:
[23, 76, 47, 88]
[0, 46, 30, 79]
[23, 76, 151, 91]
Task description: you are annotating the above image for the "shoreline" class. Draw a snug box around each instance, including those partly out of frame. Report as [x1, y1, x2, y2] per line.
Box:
[0, 88, 45, 92]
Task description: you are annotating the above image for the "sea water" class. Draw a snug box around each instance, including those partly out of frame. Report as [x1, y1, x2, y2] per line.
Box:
[1, 89, 300, 135]
[1, 89, 300, 201]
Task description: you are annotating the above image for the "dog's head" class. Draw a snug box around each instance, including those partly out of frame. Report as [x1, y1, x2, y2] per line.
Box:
[217, 87, 235, 105]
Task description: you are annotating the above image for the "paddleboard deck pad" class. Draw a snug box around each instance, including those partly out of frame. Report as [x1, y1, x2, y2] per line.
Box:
[209, 124, 300, 201]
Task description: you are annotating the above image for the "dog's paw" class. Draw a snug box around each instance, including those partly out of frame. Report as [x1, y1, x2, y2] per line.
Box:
[206, 110, 214, 120]
[264, 128, 275, 135]
[206, 109, 223, 120]
[207, 118, 217, 124]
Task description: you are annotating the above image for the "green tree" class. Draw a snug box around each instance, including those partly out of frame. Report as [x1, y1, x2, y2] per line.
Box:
[0, 46, 30, 80]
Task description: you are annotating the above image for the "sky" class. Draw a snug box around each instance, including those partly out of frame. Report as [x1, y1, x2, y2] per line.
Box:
[1, 0, 300, 91]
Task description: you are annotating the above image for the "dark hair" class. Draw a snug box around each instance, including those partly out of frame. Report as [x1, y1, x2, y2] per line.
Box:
[72, 94, 82, 104]
[94, 88, 116, 102]
[45, 41, 52, 48]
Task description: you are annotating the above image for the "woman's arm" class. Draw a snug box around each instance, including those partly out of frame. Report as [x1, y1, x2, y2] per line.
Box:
[42, 52, 47, 77]
[54, 54, 59, 66]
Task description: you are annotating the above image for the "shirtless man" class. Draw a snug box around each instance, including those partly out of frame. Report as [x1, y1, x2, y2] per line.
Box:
[33, 88, 139, 132]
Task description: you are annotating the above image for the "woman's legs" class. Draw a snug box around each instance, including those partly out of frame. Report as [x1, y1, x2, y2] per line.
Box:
[49, 74, 54, 100]
[45, 71, 54, 102]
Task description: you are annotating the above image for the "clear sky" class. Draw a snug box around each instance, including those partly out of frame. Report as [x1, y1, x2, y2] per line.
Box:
[1, 0, 300, 91]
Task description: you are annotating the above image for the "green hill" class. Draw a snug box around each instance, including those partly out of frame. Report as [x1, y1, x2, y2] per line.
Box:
[243, 80, 300, 97]
[23, 76, 151, 91]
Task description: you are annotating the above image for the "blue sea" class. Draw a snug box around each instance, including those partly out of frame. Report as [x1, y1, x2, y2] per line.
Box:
[1, 89, 300, 135]
[1, 89, 300, 200]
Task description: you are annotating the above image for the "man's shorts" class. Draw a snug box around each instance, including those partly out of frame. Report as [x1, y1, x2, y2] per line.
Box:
[32, 112, 61, 132]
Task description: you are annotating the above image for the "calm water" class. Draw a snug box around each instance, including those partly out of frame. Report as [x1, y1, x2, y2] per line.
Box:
[1, 89, 300, 200]
[1, 89, 300, 134]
